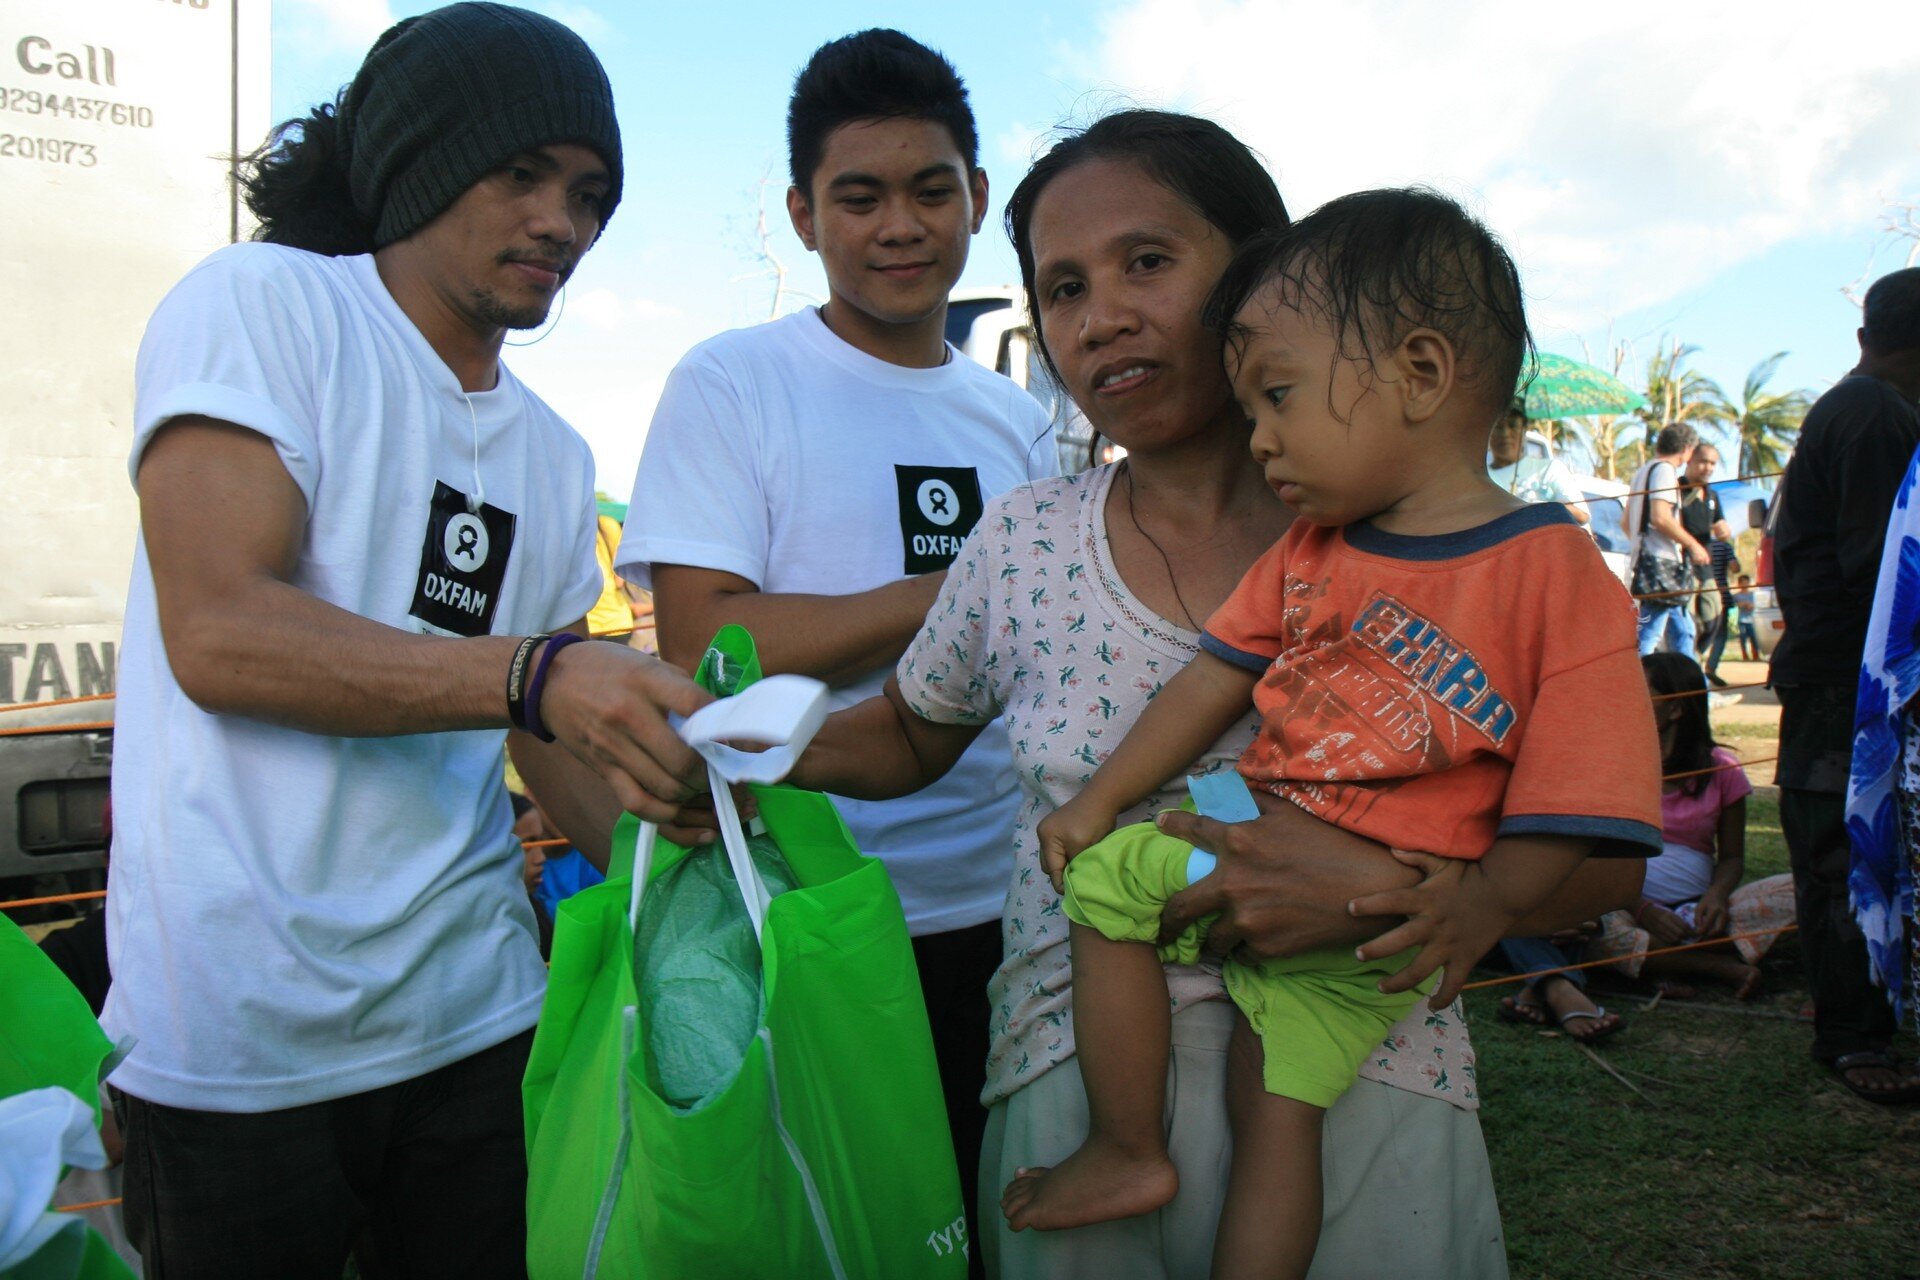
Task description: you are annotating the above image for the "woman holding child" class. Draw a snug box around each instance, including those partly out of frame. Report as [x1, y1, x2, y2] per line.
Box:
[797, 110, 1648, 1278]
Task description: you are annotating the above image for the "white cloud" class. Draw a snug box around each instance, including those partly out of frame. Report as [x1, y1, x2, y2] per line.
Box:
[1078, 0, 1920, 333]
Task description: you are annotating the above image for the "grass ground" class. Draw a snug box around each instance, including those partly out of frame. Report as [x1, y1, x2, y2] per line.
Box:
[1471, 719, 1920, 1279]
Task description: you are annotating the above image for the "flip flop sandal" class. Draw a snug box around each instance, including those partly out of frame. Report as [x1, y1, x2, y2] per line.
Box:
[1556, 1006, 1623, 1044]
[1828, 1051, 1920, 1105]
[1651, 979, 1697, 1000]
[1497, 993, 1550, 1026]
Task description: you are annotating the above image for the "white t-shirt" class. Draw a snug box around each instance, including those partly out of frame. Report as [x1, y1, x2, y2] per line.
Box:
[1488, 454, 1588, 517]
[619, 308, 1052, 935]
[103, 244, 602, 1112]
[1625, 459, 1684, 564]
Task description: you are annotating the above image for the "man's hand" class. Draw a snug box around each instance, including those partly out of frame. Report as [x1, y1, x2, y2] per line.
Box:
[1349, 851, 1524, 1008]
[538, 641, 714, 822]
[1036, 797, 1117, 894]
[1153, 799, 1419, 958]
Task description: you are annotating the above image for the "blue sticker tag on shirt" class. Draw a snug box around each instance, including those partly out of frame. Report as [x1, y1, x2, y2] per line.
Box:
[1183, 772, 1260, 884]
[1189, 771, 1260, 823]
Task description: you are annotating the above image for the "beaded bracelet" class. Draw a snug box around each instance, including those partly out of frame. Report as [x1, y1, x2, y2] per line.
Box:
[505, 633, 549, 733]
[523, 632, 587, 743]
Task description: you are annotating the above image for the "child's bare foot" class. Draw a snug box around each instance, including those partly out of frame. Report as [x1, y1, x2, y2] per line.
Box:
[1000, 1139, 1178, 1231]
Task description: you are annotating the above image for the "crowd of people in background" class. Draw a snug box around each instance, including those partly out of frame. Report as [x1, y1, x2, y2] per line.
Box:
[9, 3, 1920, 1279]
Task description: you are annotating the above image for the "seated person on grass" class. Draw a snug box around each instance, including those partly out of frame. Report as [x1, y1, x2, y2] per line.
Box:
[1013, 189, 1663, 1278]
[1581, 651, 1795, 998]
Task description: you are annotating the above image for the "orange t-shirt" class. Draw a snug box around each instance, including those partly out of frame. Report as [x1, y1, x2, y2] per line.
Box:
[1201, 504, 1662, 860]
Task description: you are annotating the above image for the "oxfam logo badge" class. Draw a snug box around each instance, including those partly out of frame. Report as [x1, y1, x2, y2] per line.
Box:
[444, 512, 490, 572]
[916, 478, 961, 527]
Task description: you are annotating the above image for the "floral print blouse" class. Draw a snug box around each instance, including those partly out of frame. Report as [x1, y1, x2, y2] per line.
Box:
[896, 465, 1478, 1110]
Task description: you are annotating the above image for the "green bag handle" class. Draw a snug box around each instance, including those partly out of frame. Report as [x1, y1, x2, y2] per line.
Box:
[695, 624, 763, 698]
[605, 626, 766, 885]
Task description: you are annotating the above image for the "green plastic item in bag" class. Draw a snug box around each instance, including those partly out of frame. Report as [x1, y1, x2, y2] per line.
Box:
[634, 831, 796, 1112]
[522, 626, 969, 1279]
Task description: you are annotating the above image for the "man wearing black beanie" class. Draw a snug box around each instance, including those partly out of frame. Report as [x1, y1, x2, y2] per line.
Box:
[102, 6, 709, 1276]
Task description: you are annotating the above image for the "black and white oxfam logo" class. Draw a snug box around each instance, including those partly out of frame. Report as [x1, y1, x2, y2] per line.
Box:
[916, 478, 962, 527]
[443, 512, 490, 573]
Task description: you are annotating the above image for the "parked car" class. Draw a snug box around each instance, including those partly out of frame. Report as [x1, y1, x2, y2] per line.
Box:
[1749, 494, 1785, 659]
[948, 287, 1113, 474]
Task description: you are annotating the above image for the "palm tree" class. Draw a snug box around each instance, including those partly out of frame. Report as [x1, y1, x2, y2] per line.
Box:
[1730, 352, 1812, 481]
[1637, 338, 1732, 454]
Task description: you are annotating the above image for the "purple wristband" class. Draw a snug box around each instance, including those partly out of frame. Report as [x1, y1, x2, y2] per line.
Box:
[523, 632, 586, 743]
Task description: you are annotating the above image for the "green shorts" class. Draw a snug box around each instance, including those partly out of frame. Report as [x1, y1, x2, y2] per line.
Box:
[1062, 819, 1435, 1109]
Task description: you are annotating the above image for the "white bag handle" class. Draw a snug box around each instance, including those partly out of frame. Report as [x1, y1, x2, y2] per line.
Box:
[626, 674, 830, 938]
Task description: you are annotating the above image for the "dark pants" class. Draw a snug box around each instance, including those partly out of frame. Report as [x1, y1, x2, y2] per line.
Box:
[1499, 936, 1588, 992]
[114, 1028, 534, 1280]
[1776, 683, 1897, 1062]
[911, 918, 1001, 1280]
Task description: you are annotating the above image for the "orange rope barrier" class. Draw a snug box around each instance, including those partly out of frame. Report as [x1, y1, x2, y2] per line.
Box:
[1462, 923, 1797, 992]
[1631, 580, 1772, 603]
[1665, 755, 1773, 782]
[0, 890, 107, 910]
[54, 1198, 122, 1214]
[1652, 680, 1768, 701]
[1612, 469, 1783, 502]
[0, 720, 114, 739]
[0, 836, 583, 912]
[0, 692, 116, 714]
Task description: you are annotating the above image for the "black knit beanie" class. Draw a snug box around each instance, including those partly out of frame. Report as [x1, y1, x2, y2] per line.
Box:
[338, 2, 623, 248]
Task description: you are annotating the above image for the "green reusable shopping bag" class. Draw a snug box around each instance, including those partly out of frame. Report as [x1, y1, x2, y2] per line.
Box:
[523, 627, 969, 1279]
[0, 918, 113, 1115]
[0, 917, 136, 1280]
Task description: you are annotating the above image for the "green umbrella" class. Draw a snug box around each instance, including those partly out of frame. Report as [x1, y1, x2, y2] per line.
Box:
[1521, 352, 1647, 420]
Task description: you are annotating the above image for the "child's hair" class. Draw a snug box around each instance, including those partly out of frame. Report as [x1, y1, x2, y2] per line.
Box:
[786, 29, 977, 196]
[1737, 573, 1752, 585]
[1642, 651, 1719, 797]
[1003, 109, 1289, 387]
[1202, 188, 1533, 423]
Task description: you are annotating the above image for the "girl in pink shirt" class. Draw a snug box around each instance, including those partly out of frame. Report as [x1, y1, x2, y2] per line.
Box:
[1586, 651, 1796, 996]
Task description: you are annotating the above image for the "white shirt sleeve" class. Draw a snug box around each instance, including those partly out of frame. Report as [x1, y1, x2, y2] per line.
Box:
[131, 247, 325, 507]
[1544, 459, 1589, 514]
[616, 353, 769, 592]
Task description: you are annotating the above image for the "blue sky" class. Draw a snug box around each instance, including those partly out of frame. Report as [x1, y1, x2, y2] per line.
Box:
[274, 0, 1920, 490]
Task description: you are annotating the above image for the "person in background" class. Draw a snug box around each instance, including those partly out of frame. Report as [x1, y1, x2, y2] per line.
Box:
[1584, 652, 1795, 998]
[1770, 266, 1920, 1104]
[1678, 443, 1734, 681]
[1625, 423, 1711, 656]
[1732, 574, 1758, 661]
[1486, 401, 1590, 525]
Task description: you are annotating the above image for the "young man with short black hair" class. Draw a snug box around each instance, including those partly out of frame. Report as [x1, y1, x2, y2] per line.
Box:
[620, 30, 1051, 1263]
[106, 6, 709, 1274]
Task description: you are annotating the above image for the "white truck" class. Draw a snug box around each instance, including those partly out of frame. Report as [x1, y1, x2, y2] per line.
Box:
[947, 286, 1105, 474]
[0, 0, 268, 897]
